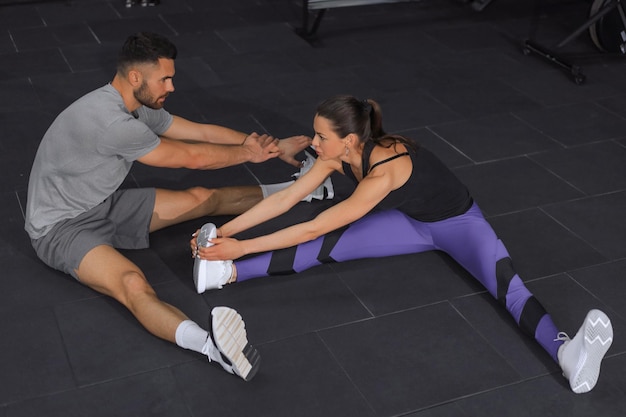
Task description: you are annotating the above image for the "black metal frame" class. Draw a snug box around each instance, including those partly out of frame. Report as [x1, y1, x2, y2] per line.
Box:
[297, 0, 327, 39]
[0, 0, 69, 5]
[522, 0, 626, 84]
[296, 0, 417, 39]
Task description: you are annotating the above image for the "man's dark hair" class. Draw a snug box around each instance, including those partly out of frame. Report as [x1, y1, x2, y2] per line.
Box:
[116, 32, 177, 74]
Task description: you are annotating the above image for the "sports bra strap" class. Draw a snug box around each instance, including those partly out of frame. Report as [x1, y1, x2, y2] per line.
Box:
[367, 152, 410, 174]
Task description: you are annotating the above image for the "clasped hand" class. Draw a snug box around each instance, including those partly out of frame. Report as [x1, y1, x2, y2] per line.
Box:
[243, 133, 311, 167]
[190, 228, 246, 261]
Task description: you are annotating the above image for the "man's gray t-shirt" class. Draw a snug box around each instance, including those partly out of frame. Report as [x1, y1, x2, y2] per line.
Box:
[25, 83, 173, 240]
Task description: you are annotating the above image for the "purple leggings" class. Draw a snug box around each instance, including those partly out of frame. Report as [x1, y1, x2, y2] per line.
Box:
[235, 203, 563, 362]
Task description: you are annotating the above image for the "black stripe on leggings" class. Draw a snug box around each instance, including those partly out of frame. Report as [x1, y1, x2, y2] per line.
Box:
[519, 296, 547, 337]
[317, 225, 349, 263]
[267, 246, 298, 275]
[495, 257, 515, 304]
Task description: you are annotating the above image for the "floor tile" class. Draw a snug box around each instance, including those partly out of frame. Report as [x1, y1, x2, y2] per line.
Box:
[320, 303, 520, 415]
[596, 93, 626, 119]
[430, 113, 561, 163]
[36, 1, 120, 26]
[335, 251, 482, 316]
[542, 191, 626, 260]
[87, 17, 175, 45]
[0, 30, 16, 54]
[0, 3, 42, 30]
[425, 22, 513, 52]
[10, 23, 97, 51]
[0, 79, 41, 115]
[486, 208, 607, 279]
[0, 110, 57, 191]
[204, 50, 305, 86]
[54, 282, 201, 385]
[198, 265, 371, 344]
[59, 43, 119, 73]
[524, 274, 626, 357]
[0, 308, 75, 404]
[30, 70, 111, 114]
[451, 292, 557, 379]
[380, 90, 463, 131]
[423, 77, 542, 119]
[514, 102, 626, 147]
[173, 333, 376, 417]
[454, 367, 626, 417]
[4, 368, 191, 417]
[454, 157, 583, 216]
[409, 127, 473, 168]
[568, 259, 626, 321]
[530, 140, 626, 195]
[0, 48, 70, 80]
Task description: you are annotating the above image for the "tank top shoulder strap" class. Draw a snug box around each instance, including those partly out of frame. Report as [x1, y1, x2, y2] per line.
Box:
[367, 152, 411, 174]
[343, 141, 410, 181]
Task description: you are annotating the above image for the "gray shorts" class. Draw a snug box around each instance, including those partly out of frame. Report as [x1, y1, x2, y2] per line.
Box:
[31, 188, 156, 279]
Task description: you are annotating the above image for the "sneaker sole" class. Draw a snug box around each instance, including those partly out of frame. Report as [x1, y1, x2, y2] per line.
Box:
[193, 223, 217, 293]
[570, 309, 613, 393]
[211, 306, 261, 382]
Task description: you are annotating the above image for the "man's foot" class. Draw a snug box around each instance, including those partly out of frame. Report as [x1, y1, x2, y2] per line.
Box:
[294, 150, 334, 202]
[202, 306, 261, 381]
[557, 309, 613, 393]
[193, 223, 233, 293]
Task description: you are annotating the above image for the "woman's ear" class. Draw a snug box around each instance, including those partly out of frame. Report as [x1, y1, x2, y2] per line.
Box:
[347, 133, 359, 146]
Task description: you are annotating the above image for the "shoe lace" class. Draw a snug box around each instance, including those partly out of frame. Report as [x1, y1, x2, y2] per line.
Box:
[554, 332, 571, 342]
[201, 337, 216, 363]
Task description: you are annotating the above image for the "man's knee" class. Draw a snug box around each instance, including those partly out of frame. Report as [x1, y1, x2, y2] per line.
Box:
[187, 186, 261, 215]
[119, 270, 156, 306]
[186, 186, 218, 209]
[187, 186, 214, 201]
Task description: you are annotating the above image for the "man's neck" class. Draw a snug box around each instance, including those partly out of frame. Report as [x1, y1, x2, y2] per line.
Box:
[110, 74, 140, 112]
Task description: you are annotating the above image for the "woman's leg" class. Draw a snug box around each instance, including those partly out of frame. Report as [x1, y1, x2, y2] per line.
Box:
[427, 203, 563, 362]
[234, 204, 562, 359]
[235, 210, 436, 280]
[233, 204, 612, 391]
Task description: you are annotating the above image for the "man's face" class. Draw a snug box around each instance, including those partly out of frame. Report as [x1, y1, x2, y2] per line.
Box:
[133, 57, 175, 109]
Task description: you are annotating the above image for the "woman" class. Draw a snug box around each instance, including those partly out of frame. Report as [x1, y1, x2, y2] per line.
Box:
[191, 95, 613, 394]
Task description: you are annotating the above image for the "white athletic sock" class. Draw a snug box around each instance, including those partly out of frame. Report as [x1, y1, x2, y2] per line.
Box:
[175, 320, 209, 354]
[260, 181, 294, 198]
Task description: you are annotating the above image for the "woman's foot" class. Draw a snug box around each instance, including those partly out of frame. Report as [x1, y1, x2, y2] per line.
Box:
[193, 223, 236, 293]
[557, 309, 613, 393]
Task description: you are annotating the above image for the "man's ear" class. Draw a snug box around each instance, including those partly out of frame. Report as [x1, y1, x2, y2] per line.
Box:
[128, 69, 142, 87]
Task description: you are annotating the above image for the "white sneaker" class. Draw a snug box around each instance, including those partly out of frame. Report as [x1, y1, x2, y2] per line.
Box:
[202, 306, 261, 381]
[193, 223, 233, 294]
[557, 309, 613, 393]
[294, 150, 334, 202]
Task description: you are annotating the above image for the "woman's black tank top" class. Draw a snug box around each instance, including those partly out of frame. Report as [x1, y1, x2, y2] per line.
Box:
[342, 141, 472, 222]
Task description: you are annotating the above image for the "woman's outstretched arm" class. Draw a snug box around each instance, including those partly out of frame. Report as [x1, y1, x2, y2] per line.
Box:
[218, 158, 339, 237]
[201, 165, 395, 261]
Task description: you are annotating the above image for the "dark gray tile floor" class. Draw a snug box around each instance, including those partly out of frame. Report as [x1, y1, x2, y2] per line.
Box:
[1, 0, 625, 415]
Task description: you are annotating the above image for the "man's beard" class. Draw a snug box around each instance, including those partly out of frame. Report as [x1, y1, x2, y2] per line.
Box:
[133, 81, 166, 109]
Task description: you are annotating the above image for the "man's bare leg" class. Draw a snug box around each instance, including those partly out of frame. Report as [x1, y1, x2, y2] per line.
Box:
[150, 185, 262, 232]
[76, 244, 187, 342]
[75, 244, 260, 380]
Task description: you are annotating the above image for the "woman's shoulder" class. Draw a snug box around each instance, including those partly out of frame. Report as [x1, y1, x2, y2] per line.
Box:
[370, 141, 413, 164]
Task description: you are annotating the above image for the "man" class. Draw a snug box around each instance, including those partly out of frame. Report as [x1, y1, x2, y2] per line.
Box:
[24, 32, 312, 381]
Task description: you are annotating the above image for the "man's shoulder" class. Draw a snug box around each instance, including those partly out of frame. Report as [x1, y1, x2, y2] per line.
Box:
[62, 84, 129, 123]
[75, 83, 118, 105]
